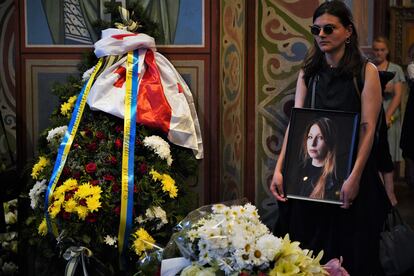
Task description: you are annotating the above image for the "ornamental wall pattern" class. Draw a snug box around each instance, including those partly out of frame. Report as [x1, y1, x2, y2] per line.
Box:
[0, 0, 16, 166]
[255, 0, 320, 226]
[220, 0, 245, 201]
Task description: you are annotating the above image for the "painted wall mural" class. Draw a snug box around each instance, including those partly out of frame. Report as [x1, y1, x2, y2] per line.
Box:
[26, 0, 204, 47]
[220, 0, 245, 201]
[0, 0, 16, 168]
[256, 0, 320, 227]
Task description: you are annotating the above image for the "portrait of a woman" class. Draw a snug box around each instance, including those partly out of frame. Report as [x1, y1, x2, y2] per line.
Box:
[296, 117, 341, 201]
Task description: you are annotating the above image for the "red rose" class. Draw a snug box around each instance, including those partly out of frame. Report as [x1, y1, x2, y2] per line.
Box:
[87, 142, 97, 151]
[85, 162, 97, 174]
[91, 180, 100, 186]
[115, 138, 122, 149]
[73, 171, 81, 179]
[79, 199, 87, 206]
[95, 131, 105, 140]
[103, 174, 115, 182]
[115, 125, 123, 133]
[109, 155, 117, 165]
[83, 128, 92, 137]
[62, 212, 71, 220]
[139, 163, 147, 174]
[112, 183, 120, 193]
[65, 192, 74, 201]
[114, 205, 121, 216]
[86, 213, 97, 223]
[62, 166, 71, 176]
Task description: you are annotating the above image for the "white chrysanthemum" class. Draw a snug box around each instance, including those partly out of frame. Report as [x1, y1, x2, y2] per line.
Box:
[143, 135, 173, 166]
[145, 206, 168, 229]
[4, 212, 17, 225]
[135, 215, 145, 224]
[212, 204, 228, 214]
[46, 125, 68, 143]
[29, 179, 47, 209]
[255, 234, 281, 261]
[82, 66, 95, 82]
[146, 206, 168, 224]
[103, 235, 117, 247]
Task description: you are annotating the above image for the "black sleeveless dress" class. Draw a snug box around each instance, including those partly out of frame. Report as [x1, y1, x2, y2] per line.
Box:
[274, 65, 391, 275]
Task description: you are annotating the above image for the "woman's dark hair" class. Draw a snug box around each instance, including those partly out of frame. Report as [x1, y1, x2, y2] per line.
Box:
[300, 117, 337, 199]
[303, 0, 364, 80]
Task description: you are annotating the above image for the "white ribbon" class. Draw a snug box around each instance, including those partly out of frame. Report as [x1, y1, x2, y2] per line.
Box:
[160, 257, 191, 276]
[63, 246, 92, 276]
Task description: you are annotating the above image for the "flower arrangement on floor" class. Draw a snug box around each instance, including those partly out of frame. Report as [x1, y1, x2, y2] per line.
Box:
[161, 202, 349, 276]
[0, 199, 18, 275]
[22, 7, 203, 275]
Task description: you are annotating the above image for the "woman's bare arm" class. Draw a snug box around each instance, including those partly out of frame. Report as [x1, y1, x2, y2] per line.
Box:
[270, 70, 308, 201]
[340, 62, 382, 208]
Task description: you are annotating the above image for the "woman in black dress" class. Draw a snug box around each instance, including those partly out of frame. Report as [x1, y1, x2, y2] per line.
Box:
[401, 43, 414, 189]
[269, 1, 391, 274]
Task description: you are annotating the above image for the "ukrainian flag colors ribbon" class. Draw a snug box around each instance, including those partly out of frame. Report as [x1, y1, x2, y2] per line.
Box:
[44, 59, 103, 235]
[118, 50, 139, 256]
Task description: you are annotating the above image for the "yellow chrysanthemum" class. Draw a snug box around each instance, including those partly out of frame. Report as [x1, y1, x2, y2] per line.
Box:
[68, 95, 77, 104]
[89, 185, 102, 196]
[75, 206, 88, 220]
[49, 204, 61, 218]
[86, 197, 101, 212]
[132, 228, 155, 256]
[31, 156, 50, 179]
[64, 198, 77, 213]
[62, 178, 78, 190]
[60, 96, 77, 117]
[75, 183, 94, 199]
[149, 169, 162, 181]
[60, 102, 72, 117]
[161, 173, 178, 198]
[38, 218, 48, 236]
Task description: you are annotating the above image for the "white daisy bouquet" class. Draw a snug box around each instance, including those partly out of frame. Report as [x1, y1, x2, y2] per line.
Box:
[162, 201, 349, 276]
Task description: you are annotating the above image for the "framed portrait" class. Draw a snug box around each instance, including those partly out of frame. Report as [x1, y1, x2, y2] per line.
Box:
[283, 108, 359, 204]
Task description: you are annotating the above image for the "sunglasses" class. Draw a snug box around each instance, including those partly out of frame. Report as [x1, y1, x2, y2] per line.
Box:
[310, 24, 336, 35]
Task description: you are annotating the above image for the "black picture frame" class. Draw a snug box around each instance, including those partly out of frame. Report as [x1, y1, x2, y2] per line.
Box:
[283, 108, 359, 204]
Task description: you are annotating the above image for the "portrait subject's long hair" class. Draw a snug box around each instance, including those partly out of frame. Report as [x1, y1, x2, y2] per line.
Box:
[303, 0, 364, 81]
[301, 117, 337, 199]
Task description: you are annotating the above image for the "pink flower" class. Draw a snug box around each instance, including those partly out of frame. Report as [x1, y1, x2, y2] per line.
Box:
[323, 257, 350, 276]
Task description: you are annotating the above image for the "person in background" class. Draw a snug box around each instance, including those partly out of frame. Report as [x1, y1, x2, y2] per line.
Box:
[270, 1, 390, 274]
[372, 36, 406, 168]
[401, 43, 414, 189]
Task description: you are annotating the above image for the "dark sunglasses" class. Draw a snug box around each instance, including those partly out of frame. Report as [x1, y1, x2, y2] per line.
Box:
[310, 24, 336, 35]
